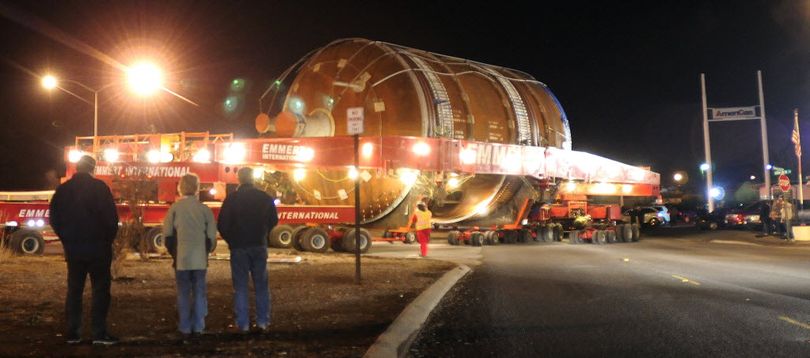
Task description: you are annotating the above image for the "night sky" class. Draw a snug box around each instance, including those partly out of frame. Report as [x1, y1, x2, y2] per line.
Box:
[0, 0, 808, 196]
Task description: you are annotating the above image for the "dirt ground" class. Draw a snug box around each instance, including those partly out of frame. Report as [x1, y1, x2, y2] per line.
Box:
[0, 249, 454, 357]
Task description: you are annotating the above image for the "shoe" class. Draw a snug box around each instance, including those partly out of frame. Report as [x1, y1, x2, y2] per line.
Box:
[256, 324, 269, 334]
[92, 334, 119, 346]
[65, 334, 81, 345]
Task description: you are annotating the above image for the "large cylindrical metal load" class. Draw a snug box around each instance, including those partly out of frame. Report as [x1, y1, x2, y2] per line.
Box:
[256, 38, 572, 226]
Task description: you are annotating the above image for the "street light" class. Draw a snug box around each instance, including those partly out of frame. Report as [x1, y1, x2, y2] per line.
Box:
[126, 61, 163, 96]
[41, 62, 163, 154]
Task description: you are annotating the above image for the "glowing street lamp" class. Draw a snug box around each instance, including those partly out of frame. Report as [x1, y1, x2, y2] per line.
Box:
[126, 61, 163, 96]
[673, 173, 684, 182]
[41, 75, 58, 90]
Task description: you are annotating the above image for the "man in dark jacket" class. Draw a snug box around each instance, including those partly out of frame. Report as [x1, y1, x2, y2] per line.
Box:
[49, 155, 119, 345]
[217, 167, 278, 333]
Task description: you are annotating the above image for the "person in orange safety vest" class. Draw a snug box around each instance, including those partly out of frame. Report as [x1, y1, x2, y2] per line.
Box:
[410, 202, 433, 257]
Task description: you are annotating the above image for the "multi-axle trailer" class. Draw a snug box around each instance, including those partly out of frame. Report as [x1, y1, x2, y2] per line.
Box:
[0, 131, 658, 255]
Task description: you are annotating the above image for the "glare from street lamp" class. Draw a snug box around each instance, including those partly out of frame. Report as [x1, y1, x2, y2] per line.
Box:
[750, 175, 756, 180]
[127, 62, 163, 96]
[673, 173, 684, 182]
[41, 75, 58, 90]
[699, 163, 710, 172]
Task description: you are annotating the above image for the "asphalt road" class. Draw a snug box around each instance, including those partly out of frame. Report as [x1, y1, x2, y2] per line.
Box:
[408, 229, 810, 357]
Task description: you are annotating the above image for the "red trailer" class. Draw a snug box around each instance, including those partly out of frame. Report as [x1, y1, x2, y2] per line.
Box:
[1, 131, 658, 255]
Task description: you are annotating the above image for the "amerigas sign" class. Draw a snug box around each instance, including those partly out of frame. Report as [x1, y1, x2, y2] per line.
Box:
[710, 106, 758, 121]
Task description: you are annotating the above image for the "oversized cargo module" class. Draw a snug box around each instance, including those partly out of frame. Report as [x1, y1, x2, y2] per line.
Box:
[255, 38, 656, 232]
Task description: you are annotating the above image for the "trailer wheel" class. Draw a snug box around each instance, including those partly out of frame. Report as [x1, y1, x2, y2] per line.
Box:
[8, 229, 45, 255]
[403, 231, 416, 244]
[622, 224, 633, 242]
[342, 228, 371, 253]
[606, 230, 617, 244]
[301, 227, 329, 253]
[615, 225, 625, 242]
[447, 230, 461, 245]
[552, 224, 563, 242]
[631, 223, 641, 242]
[484, 230, 498, 245]
[468, 232, 483, 246]
[518, 229, 530, 243]
[568, 230, 580, 244]
[141, 226, 167, 254]
[504, 230, 518, 244]
[291, 226, 309, 251]
[268, 224, 294, 248]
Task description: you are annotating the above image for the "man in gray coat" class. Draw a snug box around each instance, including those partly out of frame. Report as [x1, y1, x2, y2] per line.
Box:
[163, 173, 217, 335]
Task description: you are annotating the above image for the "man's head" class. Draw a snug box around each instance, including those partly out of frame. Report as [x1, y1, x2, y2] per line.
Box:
[237, 167, 254, 185]
[178, 173, 200, 196]
[75, 155, 96, 174]
[417, 202, 426, 211]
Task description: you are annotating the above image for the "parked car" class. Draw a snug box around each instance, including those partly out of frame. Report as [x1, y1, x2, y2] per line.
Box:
[724, 201, 768, 230]
[697, 208, 728, 230]
[623, 207, 669, 227]
[652, 205, 671, 224]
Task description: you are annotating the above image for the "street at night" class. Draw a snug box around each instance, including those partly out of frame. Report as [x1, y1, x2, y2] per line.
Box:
[409, 230, 810, 357]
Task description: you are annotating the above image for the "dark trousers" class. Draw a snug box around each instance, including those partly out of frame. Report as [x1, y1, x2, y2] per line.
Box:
[66, 257, 112, 339]
[230, 246, 270, 330]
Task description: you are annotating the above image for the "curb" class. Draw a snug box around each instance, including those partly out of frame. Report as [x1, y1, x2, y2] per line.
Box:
[364, 264, 471, 358]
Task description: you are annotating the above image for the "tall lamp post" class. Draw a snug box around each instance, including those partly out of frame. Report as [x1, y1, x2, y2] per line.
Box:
[41, 75, 115, 153]
[41, 62, 163, 154]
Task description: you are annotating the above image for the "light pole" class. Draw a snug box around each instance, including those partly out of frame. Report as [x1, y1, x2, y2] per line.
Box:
[42, 76, 116, 153]
[41, 62, 162, 154]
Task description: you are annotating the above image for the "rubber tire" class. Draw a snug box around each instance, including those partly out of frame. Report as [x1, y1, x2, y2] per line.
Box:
[569, 230, 580, 244]
[590, 230, 601, 245]
[622, 224, 633, 242]
[615, 225, 624, 242]
[447, 230, 461, 245]
[631, 223, 641, 242]
[403, 231, 416, 244]
[553, 224, 563, 242]
[342, 228, 371, 253]
[606, 230, 617, 244]
[301, 227, 330, 253]
[547, 226, 557, 242]
[9, 230, 45, 255]
[485, 230, 499, 245]
[516, 229, 528, 243]
[268, 224, 294, 248]
[470, 232, 485, 247]
[143, 226, 166, 254]
[708, 222, 719, 230]
[502, 230, 516, 244]
[648, 218, 660, 227]
[291, 226, 309, 251]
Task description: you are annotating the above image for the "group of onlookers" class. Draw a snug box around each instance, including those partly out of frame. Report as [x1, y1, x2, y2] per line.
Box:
[761, 196, 795, 240]
[49, 155, 279, 345]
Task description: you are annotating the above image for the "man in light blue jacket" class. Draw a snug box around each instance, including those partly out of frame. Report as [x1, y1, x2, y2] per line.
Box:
[163, 173, 217, 336]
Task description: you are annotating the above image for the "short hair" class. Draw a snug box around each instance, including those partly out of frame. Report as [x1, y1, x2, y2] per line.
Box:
[417, 202, 426, 211]
[178, 173, 200, 196]
[76, 155, 96, 173]
[237, 167, 254, 185]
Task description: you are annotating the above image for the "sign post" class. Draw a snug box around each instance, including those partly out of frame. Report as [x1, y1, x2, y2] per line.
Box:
[701, 71, 771, 210]
[347, 107, 364, 284]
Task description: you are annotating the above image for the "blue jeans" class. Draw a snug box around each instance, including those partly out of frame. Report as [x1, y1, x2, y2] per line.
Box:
[175, 269, 207, 334]
[230, 246, 270, 330]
